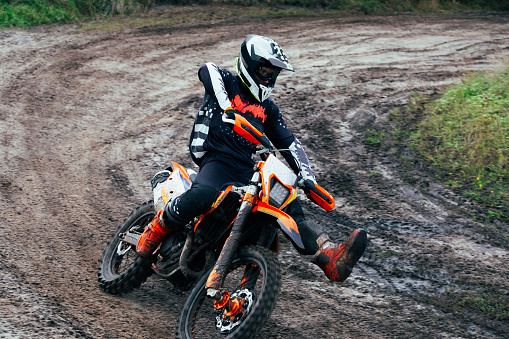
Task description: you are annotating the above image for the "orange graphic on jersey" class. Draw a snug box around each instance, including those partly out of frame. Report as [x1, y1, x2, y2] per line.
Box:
[231, 95, 267, 123]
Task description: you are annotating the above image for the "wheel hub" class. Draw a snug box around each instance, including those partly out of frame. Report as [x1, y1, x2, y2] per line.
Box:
[215, 288, 256, 333]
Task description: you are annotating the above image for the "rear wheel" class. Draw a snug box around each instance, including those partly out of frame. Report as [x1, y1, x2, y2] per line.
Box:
[97, 201, 155, 294]
[176, 246, 281, 339]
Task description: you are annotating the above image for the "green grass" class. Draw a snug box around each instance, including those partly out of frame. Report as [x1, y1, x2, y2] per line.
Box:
[0, 0, 149, 28]
[387, 63, 509, 227]
[365, 129, 386, 145]
[420, 284, 509, 323]
[0, 0, 80, 28]
[411, 63, 509, 220]
[448, 287, 509, 321]
[1, 0, 508, 29]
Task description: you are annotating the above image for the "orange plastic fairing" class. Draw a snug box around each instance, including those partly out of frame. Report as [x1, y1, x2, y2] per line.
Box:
[160, 162, 193, 205]
[308, 183, 335, 211]
[232, 113, 271, 148]
[252, 202, 304, 250]
[171, 162, 192, 182]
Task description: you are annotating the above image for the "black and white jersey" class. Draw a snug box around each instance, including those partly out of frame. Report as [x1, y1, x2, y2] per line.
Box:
[189, 63, 315, 182]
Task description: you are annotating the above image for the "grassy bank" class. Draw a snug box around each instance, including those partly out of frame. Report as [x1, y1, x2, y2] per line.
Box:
[387, 62, 509, 228]
[1, 0, 508, 29]
[0, 0, 79, 27]
[0, 0, 148, 28]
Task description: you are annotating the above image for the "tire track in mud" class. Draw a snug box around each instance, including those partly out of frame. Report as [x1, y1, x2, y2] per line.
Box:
[0, 259, 95, 338]
[274, 14, 509, 337]
[1, 12, 508, 338]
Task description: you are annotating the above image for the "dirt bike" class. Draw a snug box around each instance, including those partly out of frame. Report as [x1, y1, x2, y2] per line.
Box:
[97, 111, 335, 338]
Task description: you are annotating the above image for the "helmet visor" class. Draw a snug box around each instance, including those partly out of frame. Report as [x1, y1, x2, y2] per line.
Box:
[254, 65, 281, 85]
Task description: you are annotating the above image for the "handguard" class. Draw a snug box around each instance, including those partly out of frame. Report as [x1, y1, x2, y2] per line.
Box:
[303, 179, 335, 211]
[222, 110, 271, 148]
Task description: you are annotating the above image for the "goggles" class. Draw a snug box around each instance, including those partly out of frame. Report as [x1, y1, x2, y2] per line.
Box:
[255, 65, 281, 83]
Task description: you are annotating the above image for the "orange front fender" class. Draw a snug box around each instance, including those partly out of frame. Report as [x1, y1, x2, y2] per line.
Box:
[252, 202, 304, 250]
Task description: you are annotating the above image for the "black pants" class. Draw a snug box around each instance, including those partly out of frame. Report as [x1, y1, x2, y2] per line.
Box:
[162, 153, 324, 255]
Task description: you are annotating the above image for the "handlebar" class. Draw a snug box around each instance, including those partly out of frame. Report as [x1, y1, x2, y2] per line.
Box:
[222, 111, 271, 148]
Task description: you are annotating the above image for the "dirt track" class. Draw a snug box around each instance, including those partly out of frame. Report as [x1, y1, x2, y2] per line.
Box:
[1, 10, 508, 338]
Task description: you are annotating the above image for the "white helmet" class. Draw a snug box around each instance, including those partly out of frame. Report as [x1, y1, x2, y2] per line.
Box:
[235, 35, 294, 102]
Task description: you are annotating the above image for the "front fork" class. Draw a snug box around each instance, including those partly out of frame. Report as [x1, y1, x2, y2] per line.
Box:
[205, 172, 261, 300]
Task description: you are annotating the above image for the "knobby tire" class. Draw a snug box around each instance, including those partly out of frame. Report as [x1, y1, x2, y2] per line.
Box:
[176, 245, 281, 339]
[97, 201, 154, 295]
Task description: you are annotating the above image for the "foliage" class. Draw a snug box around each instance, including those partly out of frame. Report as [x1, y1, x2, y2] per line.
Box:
[448, 286, 509, 321]
[0, 0, 78, 27]
[365, 129, 386, 145]
[1, 0, 508, 29]
[413, 67, 509, 179]
[411, 64, 509, 219]
[387, 63, 509, 226]
[421, 283, 509, 322]
[0, 0, 152, 28]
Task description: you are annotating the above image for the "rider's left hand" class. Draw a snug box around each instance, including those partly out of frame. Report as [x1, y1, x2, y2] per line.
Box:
[302, 179, 335, 211]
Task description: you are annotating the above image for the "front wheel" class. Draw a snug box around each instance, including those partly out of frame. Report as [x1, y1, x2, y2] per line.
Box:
[176, 246, 281, 339]
[97, 201, 155, 294]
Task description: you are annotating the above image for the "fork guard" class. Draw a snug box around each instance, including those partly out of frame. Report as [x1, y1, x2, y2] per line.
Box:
[252, 202, 304, 250]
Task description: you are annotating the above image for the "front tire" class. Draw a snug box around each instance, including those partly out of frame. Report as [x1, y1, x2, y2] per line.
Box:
[176, 246, 281, 339]
[97, 201, 155, 294]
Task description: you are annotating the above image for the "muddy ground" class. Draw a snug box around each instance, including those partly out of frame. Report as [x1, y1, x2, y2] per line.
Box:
[0, 9, 508, 339]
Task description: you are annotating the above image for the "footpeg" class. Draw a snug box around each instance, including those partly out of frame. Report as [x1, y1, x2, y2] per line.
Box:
[119, 231, 141, 246]
[206, 288, 222, 300]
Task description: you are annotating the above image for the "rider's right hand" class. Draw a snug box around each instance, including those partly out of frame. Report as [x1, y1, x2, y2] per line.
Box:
[222, 108, 271, 148]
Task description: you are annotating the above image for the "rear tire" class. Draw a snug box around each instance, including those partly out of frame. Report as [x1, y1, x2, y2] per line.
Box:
[97, 201, 155, 295]
[176, 245, 281, 339]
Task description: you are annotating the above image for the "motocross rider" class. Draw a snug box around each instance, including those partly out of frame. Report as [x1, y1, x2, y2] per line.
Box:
[137, 35, 367, 282]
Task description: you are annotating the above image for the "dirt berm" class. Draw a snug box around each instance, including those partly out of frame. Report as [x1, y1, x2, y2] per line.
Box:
[0, 10, 508, 339]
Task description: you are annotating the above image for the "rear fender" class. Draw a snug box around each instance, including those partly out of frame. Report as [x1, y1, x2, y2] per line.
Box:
[161, 163, 193, 204]
[252, 202, 304, 250]
[171, 162, 193, 182]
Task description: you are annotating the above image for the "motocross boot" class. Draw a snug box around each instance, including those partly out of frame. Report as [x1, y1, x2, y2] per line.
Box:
[312, 229, 367, 282]
[136, 210, 172, 258]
